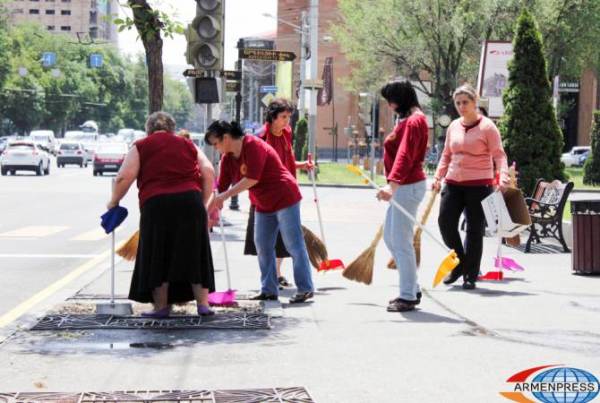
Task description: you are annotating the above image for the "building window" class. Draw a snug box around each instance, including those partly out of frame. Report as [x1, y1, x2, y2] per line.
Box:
[61, 0, 71, 2]
[46, 0, 56, 2]
[29, 9, 40, 14]
[45, 9, 55, 14]
[60, 26, 71, 31]
[47, 25, 55, 31]
[13, 8, 24, 14]
[30, 0, 40, 2]
[61, 9, 70, 15]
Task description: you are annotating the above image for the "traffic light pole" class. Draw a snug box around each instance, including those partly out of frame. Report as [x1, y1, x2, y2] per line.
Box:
[229, 59, 242, 211]
[308, 0, 319, 160]
[298, 11, 308, 115]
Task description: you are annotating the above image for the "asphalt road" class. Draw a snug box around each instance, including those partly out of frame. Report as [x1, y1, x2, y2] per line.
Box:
[0, 158, 140, 318]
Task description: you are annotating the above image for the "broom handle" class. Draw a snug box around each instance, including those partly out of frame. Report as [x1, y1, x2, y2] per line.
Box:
[358, 170, 450, 253]
[308, 153, 327, 247]
[111, 229, 115, 305]
[219, 208, 232, 291]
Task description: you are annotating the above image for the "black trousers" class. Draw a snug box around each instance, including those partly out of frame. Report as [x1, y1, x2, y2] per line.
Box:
[438, 184, 492, 282]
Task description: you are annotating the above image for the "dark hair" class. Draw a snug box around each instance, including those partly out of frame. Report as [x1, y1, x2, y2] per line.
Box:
[264, 98, 295, 124]
[205, 120, 244, 144]
[380, 81, 420, 118]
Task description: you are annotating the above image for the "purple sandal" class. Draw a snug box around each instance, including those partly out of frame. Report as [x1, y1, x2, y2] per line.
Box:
[197, 304, 215, 316]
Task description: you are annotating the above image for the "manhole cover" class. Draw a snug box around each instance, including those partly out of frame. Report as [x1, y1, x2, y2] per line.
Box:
[0, 387, 314, 402]
[30, 312, 270, 331]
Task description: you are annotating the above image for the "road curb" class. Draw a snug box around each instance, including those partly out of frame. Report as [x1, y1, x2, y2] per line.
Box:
[298, 183, 371, 189]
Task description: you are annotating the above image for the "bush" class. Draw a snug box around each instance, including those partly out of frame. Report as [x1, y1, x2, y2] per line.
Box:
[583, 111, 600, 185]
[499, 9, 565, 194]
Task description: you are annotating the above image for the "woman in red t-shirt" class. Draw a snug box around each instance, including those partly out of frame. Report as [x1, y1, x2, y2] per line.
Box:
[107, 111, 216, 318]
[206, 120, 314, 304]
[378, 81, 429, 313]
[244, 99, 312, 289]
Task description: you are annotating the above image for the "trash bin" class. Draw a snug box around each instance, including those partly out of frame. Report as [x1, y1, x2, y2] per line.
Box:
[571, 199, 600, 274]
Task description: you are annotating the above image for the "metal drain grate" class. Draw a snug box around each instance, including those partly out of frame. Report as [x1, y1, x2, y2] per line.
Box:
[30, 312, 270, 331]
[0, 387, 314, 402]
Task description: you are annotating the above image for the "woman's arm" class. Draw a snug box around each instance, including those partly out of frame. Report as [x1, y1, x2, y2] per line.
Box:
[208, 177, 258, 212]
[197, 149, 215, 206]
[107, 146, 140, 209]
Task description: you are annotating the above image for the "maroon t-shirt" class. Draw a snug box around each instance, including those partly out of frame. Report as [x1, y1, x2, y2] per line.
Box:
[135, 131, 201, 207]
[217, 135, 302, 213]
[385, 112, 428, 185]
[260, 123, 297, 178]
[383, 119, 407, 176]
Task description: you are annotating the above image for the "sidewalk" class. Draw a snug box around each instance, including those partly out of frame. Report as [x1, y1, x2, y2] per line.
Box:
[1, 187, 599, 402]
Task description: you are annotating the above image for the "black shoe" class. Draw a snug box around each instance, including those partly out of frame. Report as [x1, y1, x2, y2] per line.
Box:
[443, 269, 463, 285]
[250, 293, 278, 301]
[289, 291, 314, 304]
[278, 276, 291, 288]
[389, 292, 422, 305]
[387, 300, 416, 312]
[462, 280, 476, 290]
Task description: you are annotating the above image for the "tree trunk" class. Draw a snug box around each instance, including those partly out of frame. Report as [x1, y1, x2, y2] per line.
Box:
[129, 0, 163, 113]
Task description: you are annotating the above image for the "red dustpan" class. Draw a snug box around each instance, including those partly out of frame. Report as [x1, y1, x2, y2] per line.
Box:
[208, 210, 236, 305]
[308, 153, 344, 272]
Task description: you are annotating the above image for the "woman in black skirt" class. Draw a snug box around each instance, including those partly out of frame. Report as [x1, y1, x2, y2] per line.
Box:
[107, 111, 216, 318]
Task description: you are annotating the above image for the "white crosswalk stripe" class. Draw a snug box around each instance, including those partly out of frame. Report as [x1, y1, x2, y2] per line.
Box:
[0, 226, 69, 238]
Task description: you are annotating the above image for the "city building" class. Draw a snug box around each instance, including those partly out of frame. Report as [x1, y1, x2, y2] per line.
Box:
[6, 0, 119, 44]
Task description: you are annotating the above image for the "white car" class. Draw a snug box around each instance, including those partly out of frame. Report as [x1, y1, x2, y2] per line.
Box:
[29, 130, 57, 155]
[56, 141, 87, 168]
[1, 141, 51, 176]
[561, 146, 591, 167]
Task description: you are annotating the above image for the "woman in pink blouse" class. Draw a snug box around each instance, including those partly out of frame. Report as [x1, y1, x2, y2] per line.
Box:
[433, 84, 510, 289]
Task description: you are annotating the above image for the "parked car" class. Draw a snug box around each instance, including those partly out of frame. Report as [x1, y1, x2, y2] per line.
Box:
[1, 141, 51, 175]
[578, 150, 591, 167]
[56, 142, 87, 168]
[93, 142, 128, 176]
[561, 146, 591, 167]
[29, 130, 57, 155]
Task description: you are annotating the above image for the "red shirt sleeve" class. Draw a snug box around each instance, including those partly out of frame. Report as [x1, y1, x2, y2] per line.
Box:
[388, 117, 427, 184]
[243, 137, 267, 181]
[217, 154, 233, 193]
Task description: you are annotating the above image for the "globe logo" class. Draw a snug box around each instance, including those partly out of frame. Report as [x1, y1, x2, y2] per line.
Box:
[532, 367, 600, 403]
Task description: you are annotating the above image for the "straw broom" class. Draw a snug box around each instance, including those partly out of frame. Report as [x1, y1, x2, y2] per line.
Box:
[116, 230, 139, 261]
[302, 225, 328, 270]
[387, 188, 439, 269]
[342, 225, 384, 285]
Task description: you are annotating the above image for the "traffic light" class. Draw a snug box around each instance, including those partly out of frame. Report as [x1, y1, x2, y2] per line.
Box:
[185, 0, 224, 72]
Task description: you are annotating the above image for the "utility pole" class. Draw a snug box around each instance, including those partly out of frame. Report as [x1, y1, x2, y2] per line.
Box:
[308, 0, 319, 159]
[298, 10, 308, 114]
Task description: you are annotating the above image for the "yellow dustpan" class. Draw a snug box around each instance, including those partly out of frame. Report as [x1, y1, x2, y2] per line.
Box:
[347, 165, 460, 287]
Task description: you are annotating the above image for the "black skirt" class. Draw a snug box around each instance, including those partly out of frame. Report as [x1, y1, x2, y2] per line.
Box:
[244, 205, 291, 258]
[129, 190, 216, 304]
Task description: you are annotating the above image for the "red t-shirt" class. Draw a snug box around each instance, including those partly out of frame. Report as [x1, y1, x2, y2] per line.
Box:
[383, 118, 407, 176]
[217, 135, 302, 213]
[135, 131, 201, 207]
[261, 123, 297, 177]
[385, 112, 428, 185]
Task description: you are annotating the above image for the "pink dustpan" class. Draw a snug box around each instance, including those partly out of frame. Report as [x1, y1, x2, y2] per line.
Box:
[208, 289, 236, 305]
[495, 257, 525, 271]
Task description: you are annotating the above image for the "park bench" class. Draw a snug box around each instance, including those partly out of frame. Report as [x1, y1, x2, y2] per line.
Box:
[524, 179, 574, 253]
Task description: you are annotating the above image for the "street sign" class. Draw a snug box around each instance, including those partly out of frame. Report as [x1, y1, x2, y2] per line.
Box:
[238, 48, 296, 62]
[183, 69, 205, 77]
[225, 81, 241, 92]
[261, 93, 275, 107]
[90, 53, 103, 68]
[42, 52, 56, 67]
[223, 70, 241, 80]
[260, 85, 278, 94]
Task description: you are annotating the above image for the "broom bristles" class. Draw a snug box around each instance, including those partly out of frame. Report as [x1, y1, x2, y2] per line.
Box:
[343, 226, 383, 285]
[116, 230, 139, 261]
[302, 225, 328, 270]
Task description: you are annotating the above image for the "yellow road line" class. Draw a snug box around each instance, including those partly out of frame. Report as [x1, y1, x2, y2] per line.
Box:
[0, 249, 111, 328]
[0, 226, 69, 238]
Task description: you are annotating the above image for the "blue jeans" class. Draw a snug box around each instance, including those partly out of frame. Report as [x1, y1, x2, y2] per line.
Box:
[383, 180, 427, 301]
[254, 202, 314, 296]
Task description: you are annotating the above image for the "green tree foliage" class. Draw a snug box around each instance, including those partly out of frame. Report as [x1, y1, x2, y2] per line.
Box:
[332, 0, 519, 115]
[0, 2, 9, 96]
[294, 118, 308, 160]
[583, 111, 600, 185]
[499, 10, 565, 193]
[0, 24, 192, 135]
[163, 74, 193, 128]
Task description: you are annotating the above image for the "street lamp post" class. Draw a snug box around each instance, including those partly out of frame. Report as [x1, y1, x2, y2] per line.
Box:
[308, 0, 319, 159]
